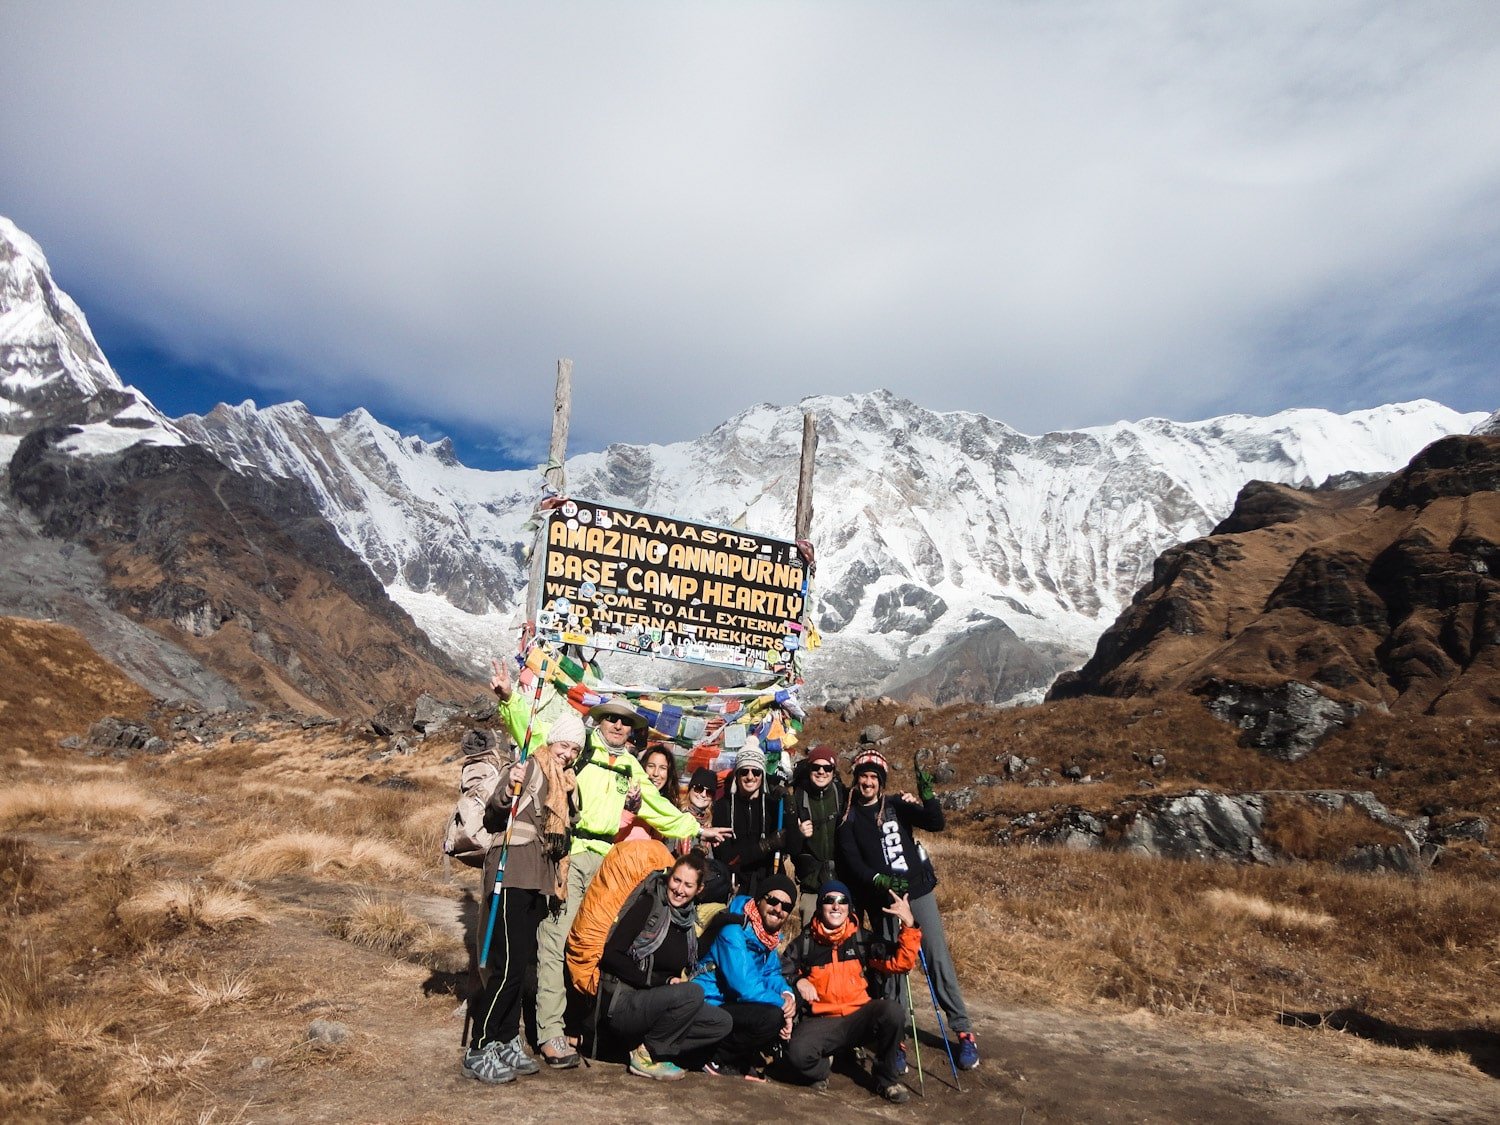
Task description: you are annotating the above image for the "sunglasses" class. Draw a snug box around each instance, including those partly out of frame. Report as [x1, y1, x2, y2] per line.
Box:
[600, 715, 633, 725]
[736, 768, 763, 777]
[761, 895, 793, 912]
[689, 783, 714, 794]
[819, 894, 850, 906]
[809, 764, 834, 774]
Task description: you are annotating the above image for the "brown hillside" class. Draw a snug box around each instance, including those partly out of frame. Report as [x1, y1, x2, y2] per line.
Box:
[1051, 434, 1500, 717]
[0, 616, 152, 754]
[8, 434, 477, 716]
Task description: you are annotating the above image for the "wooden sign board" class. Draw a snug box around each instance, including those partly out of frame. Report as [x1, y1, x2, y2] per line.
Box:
[536, 499, 807, 675]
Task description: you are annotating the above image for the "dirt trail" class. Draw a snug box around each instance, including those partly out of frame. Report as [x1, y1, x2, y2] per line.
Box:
[210, 907, 1500, 1125]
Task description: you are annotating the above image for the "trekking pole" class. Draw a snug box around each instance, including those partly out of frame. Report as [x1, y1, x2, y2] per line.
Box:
[477, 653, 548, 970]
[917, 948, 962, 1091]
[903, 971, 924, 1095]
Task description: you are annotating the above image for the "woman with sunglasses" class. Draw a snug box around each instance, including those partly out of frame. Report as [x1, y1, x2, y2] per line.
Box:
[787, 743, 848, 925]
[711, 741, 791, 897]
[691, 873, 800, 1080]
[782, 880, 920, 1103]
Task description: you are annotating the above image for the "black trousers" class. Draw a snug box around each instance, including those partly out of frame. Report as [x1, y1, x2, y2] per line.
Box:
[467, 886, 547, 1051]
[786, 998, 906, 1086]
[713, 1001, 785, 1067]
[606, 982, 734, 1058]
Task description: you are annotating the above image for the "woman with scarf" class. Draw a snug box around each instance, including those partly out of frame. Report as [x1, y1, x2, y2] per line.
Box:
[598, 851, 732, 1080]
[462, 711, 580, 1085]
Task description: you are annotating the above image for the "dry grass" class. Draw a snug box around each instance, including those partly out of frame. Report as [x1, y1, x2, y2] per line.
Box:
[103, 1040, 215, 1102]
[118, 879, 268, 937]
[42, 1000, 120, 1049]
[332, 893, 451, 964]
[1201, 888, 1334, 932]
[937, 839, 1500, 1034]
[213, 831, 420, 881]
[0, 779, 170, 827]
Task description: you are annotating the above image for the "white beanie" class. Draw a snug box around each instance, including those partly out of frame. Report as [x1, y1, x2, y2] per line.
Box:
[547, 710, 586, 747]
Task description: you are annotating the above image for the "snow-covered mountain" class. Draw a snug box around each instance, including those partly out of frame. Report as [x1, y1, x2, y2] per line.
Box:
[0, 216, 184, 465]
[179, 390, 1486, 702]
[3, 215, 1489, 703]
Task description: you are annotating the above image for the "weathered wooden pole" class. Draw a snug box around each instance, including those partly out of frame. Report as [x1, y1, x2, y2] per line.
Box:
[524, 359, 573, 628]
[794, 411, 816, 542]
[793, 411, 817, 634]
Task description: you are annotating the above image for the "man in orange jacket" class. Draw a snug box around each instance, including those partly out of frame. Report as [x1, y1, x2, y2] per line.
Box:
[780, 879, 920, 1103]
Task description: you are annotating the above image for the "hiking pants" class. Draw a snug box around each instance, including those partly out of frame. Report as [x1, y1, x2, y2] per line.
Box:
[468, 886, 547, 1050]
[787, 998, 906, 1086]
[606, 982, 734, 1059]
[713, 1001, 785, 1068]
[878, 889, 971, 1034]
[534, 848, 603, 1044]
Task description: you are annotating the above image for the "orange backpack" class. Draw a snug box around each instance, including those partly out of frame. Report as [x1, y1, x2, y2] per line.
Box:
[566, 839, 674, 996]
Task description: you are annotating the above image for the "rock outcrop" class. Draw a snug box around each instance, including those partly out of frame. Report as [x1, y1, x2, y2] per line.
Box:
[1051, 434, 1500, 732]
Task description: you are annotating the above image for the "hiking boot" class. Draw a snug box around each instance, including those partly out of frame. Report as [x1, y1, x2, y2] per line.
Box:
[498, 1036, 540, 1076]
[461, 1043, 517, 1085]
[882, 1083, 911, 1104]
[628, 1044, 686, 1082]
[540, 1035, 580, 1069]
[956, 1031, 980, 1071]
[893, 1041, 908, 1077]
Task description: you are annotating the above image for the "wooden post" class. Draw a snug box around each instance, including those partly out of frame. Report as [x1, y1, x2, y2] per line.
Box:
[793, 412, 817, 635]
[794, 411, 816, 543]
[524, 359, 573, 628]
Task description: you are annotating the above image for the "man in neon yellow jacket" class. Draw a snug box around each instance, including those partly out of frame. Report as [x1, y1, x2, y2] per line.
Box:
[490, 657, 730, 1069]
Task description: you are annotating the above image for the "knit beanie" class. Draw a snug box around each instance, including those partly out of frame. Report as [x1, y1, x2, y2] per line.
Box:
[758, 873, 797, 904]
[688, 767, 719, 793]
[735, 741, 767, 774]
[806, 743, 837, 766]
[817, 879, 851, 900]
[851, 748, 888, 786]
[547, 710, 586, 747]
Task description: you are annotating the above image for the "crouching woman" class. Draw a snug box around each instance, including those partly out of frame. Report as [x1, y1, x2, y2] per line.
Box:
[599, 852, 732, 1080]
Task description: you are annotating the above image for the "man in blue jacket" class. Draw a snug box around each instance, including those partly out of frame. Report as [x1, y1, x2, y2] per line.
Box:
[693, 873, 798, 1080]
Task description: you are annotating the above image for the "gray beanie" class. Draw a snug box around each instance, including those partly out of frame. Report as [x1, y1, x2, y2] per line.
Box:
[735, 740, 766, 774]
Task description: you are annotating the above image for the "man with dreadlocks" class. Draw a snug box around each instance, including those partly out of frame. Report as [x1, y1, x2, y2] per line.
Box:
[711, 740, 792, 897]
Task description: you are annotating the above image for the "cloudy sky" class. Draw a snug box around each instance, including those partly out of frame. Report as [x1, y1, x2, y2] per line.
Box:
[4, 1, 1498, 467]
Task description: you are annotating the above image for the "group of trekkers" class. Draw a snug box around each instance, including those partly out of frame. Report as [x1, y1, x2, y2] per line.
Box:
[462, 656, 978, 1103]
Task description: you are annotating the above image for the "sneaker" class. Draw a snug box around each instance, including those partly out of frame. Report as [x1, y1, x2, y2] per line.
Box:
[462, 1043, 517, 1085]
[811, 1078, 829, 1091]
[498, 1036, 540, 1076]
[956, 1032, 980, 1071]
[540, 1035, 580, 1070]
[893, 1041, 908, 1077]
[702, 1059, 739, 1078]
[628, 1045, 686, 1082]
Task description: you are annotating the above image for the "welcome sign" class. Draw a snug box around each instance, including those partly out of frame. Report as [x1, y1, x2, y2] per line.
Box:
[535, 499, 808, 674]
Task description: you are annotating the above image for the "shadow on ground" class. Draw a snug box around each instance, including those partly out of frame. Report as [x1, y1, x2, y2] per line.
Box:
[1279, 1009, 1500, 1079]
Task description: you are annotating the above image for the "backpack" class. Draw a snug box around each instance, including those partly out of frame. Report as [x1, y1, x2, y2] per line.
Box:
[442, 730, 506, 868]
[565, 839, 674, 996]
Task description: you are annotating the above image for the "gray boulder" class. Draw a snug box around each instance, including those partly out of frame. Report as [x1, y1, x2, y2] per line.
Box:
[412, 693, 463, 733]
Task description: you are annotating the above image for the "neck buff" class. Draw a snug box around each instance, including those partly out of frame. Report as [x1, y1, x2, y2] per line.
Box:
[742, 898, 780, 952]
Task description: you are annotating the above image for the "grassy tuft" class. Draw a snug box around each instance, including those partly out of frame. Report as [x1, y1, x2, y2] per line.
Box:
[1201, 888, 1334, 932]
[118, 880, 267, 937]
[0, 780, 170, 827]
[213, 832, 419, 882]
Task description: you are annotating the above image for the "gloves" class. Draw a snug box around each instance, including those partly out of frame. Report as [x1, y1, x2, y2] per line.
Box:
[873, 873, 909, 896]
[916, 764, 936, 803]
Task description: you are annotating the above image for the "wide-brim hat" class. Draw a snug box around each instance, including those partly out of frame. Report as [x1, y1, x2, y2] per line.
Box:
[587, 698, 648, 730]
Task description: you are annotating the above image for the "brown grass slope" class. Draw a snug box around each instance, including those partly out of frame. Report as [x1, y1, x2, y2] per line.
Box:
[7, 434, 477, 715]
[1051, 433, 1500, 715]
